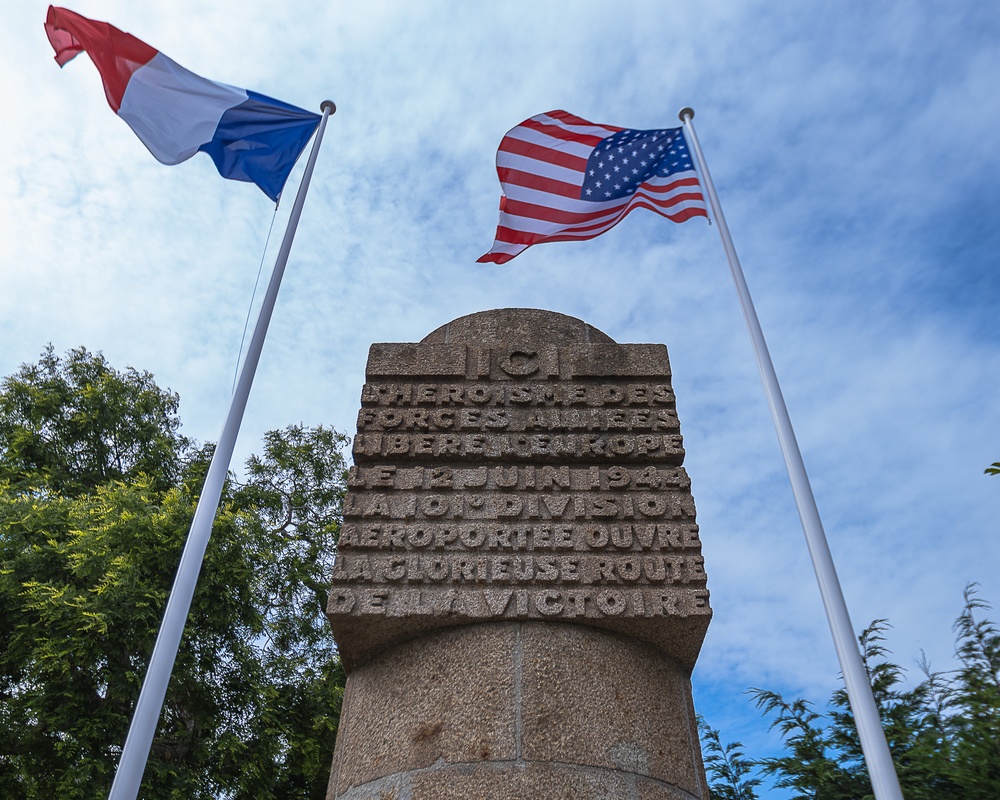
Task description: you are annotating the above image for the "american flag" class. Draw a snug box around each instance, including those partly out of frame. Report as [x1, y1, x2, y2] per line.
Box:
[478, 110, 708, 264]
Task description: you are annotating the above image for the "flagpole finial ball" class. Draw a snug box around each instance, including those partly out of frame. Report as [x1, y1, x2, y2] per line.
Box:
[678, 107, 694, 123]
[321, 100, 337, 115]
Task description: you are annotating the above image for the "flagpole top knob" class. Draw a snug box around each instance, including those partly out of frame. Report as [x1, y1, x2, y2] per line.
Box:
[321, 100, 337, 115]
[678, 107, 694, 123]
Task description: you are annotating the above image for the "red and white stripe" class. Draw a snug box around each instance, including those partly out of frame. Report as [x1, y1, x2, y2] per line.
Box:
[478, 110, 707, 264]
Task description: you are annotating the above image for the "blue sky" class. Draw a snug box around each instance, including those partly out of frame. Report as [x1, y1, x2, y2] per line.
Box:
[3, 1, 999, 794]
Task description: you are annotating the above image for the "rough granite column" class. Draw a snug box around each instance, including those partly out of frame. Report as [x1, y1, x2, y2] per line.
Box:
[326, 309, 712, 800]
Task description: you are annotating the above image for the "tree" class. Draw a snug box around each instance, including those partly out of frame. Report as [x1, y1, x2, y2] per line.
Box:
[946, 584, 1000, 796]
[0, 347, 347, 799]
[224, 425, 348, 796]
[699, 718, 761, 800]
[732, 589, 1000, 799]
[0, 345, 188, 496]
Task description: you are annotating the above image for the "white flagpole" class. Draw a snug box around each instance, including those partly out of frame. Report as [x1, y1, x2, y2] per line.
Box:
[108, 100, 337, 800]
[678, 107, 905, 800]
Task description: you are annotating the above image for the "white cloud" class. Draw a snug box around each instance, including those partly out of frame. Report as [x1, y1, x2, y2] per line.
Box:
[3, 1, 999, 794]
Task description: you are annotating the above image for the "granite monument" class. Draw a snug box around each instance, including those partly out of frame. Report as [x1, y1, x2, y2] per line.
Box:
[326, 309, 711, 799]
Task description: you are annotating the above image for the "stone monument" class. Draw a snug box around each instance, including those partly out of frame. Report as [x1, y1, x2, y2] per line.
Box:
[326, 309, 712, 799]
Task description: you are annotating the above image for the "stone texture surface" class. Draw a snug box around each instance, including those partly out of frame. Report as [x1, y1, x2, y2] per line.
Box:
[519, 623, 704, 796]
[409, 762, 636, 800]
[328, 622, 707, 799]
[420, 308, 616, 346]
[327, 623, 517, 796]
[326, 310, 711, 799]
[327, 309, 710, 671]
[637, 777, 709, 800]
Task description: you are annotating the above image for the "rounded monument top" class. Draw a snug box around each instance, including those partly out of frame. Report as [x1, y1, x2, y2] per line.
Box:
[420, 308, 616, 346]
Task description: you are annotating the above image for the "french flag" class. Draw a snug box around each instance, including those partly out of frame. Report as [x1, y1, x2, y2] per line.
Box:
[44, 6, 320, 201]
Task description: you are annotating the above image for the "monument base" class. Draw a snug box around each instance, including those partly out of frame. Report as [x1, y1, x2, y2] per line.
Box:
[327, 621, 708, 800]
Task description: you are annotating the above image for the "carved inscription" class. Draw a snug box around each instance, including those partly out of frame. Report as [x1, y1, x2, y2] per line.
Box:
[329, 337, 711, 648]
[353, 380, 682, 463]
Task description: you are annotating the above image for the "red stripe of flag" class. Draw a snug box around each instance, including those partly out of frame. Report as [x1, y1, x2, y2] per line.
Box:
[501, 197, 625, 226]
[501, 181, 704, 228]
[498, 136, 589, 173]
[543, 109, 624, 135]
[517, 116, 609, 148]
[496, 167, 582, 199]
[638, 176, 702, 194]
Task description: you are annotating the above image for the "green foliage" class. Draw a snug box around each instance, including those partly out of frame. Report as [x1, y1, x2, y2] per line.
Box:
[714, 589, 1000, 799]
[986, 462, 1000, 476]
[947, 584, 1000, 796]
[0, 347, 347, 799]
[699, 718, 761, 800]
[0, 345, 188, 496]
